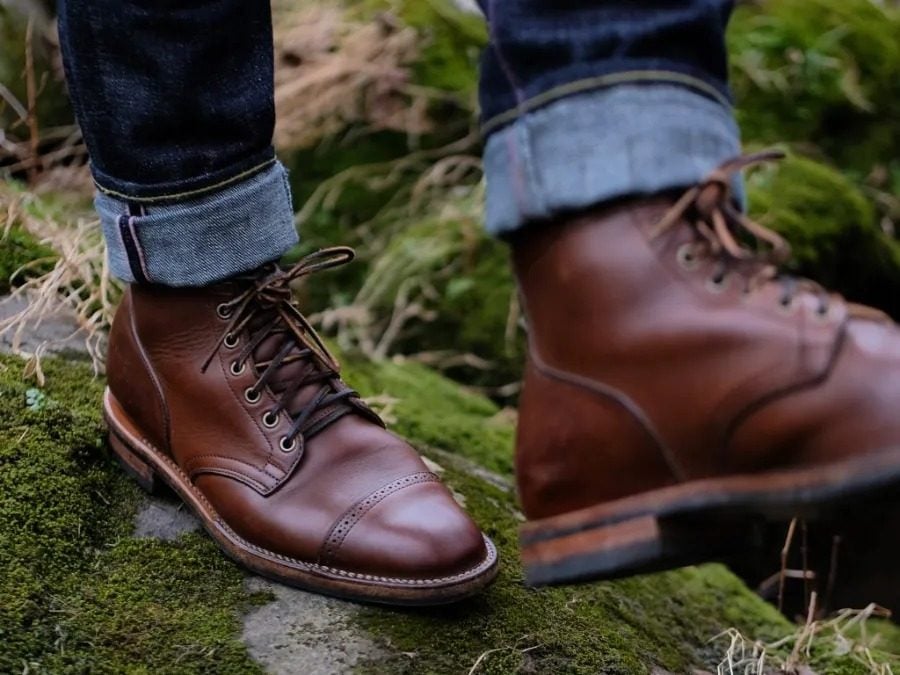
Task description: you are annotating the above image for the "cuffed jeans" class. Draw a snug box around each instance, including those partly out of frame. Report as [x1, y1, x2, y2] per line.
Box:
[58, 0, 740, 286]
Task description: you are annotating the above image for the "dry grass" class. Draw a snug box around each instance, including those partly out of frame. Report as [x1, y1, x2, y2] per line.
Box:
[307, 149, 492, 362]
[0, 185, 120, 381]
[712, 600, 896, 674]
[272, 3, 432, 150]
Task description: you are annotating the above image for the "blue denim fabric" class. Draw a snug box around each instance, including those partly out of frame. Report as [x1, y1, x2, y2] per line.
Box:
[96, 162, 298, 287]
[57, 0, 277, 201]
[483, 84, 742, 236]
[60, 0, 741, 283]
[57, 0, 298, 286]
[479, 0, 741, 235]
[478, 0, 735, 132]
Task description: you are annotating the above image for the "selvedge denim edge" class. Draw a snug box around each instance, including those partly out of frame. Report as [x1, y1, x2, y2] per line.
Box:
[97, 162, 298, 286]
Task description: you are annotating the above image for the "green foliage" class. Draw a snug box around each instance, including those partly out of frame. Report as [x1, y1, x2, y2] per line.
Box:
[0, 225, 55, 293]
[340, 347, 516, 475]
[729, 0, 900, 177]
[747, 154, 900, 317]
[390, 0, 486, 95]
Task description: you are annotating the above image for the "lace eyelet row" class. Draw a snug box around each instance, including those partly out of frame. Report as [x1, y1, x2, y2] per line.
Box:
[675, 244, 828, 319]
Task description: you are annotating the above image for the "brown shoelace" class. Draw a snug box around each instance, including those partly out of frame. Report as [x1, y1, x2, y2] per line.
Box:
[650, 150, 885, 320]
[202, 247, 379, 452]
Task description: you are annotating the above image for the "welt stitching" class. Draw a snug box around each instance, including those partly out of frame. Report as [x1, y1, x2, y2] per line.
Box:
[107, 426, 496, 585]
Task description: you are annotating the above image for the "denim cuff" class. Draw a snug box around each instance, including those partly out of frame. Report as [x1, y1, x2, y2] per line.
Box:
[97, 161, 298, 287]
[483, 84, 742, 236]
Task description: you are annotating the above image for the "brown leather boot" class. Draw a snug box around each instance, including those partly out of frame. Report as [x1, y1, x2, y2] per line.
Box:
[104, 247, 497, 604]
[512, 152, 900, 586]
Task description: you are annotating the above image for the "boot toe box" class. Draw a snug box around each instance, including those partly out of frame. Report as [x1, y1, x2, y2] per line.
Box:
[323, 478, 489, 581]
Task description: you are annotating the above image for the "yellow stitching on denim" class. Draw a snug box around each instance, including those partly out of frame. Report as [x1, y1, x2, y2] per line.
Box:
[481, 70, 731, 137]
[94, 158, 277, 204]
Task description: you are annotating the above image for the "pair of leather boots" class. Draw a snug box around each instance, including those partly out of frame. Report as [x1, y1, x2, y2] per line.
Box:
[104, 154, 900, 607]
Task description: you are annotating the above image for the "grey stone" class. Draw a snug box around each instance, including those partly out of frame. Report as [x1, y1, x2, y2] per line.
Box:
[242, 577, 387, 675]
[133, 495, 201, 541]
[0, 295, 92, 355]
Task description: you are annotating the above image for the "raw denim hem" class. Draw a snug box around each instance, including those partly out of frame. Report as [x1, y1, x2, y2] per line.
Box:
[97, 161, 298, 287]
[483, 83, 743, 236]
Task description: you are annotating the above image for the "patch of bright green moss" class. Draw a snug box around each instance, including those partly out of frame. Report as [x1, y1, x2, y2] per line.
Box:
[0, 355, 263, 673]
[747, 154, 900, 318]
[341, 351, 515, 476]
[0, 226, 55, 293]
[729, 0, 900, 175]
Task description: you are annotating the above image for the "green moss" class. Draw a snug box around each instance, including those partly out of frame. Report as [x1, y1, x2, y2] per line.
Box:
[0, 355, 262, 673]
[392, 0, 486, 96]
[2, 351, 896, 673]
[340, 350, 515, 475]
[729, 0, 900, 175]
[0, 225, 55, 293]
[355, 455, 799, 674]
[747, 154, 900, 317]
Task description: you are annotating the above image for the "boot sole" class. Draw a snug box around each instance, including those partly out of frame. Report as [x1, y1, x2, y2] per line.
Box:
[103, 389, 499, 606]
[520, 448, 900, 586]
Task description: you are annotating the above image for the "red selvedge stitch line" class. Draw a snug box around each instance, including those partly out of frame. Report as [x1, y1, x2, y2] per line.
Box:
[113, 423, 497, 585]
[318, 473, 438, 566]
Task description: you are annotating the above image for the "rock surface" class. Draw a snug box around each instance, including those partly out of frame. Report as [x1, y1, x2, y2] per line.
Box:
[242, 579, 386, 675]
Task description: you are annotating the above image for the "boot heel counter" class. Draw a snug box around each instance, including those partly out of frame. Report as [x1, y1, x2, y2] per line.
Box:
[107, 291, 170, 453]
[515, 359, 678, 520]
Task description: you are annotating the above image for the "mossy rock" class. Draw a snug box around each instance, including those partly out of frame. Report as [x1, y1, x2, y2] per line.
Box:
[747, 153, 900, 318]
[0, 355, 265, 673]
[4, 352, 900, 672]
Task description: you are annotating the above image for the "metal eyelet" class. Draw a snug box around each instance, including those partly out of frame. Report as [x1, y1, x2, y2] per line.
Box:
[262, 411, 279, 428]
[705, 274, 729, 294]
[279, 436, 297, 453]
[777, 296, 796, 315]
[223, 333, 239, 349]
[676, 243, 700, 271]
[216, 303, 233, 319]
[244, 387, 261, 404]
[230, 361, 245, 376]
